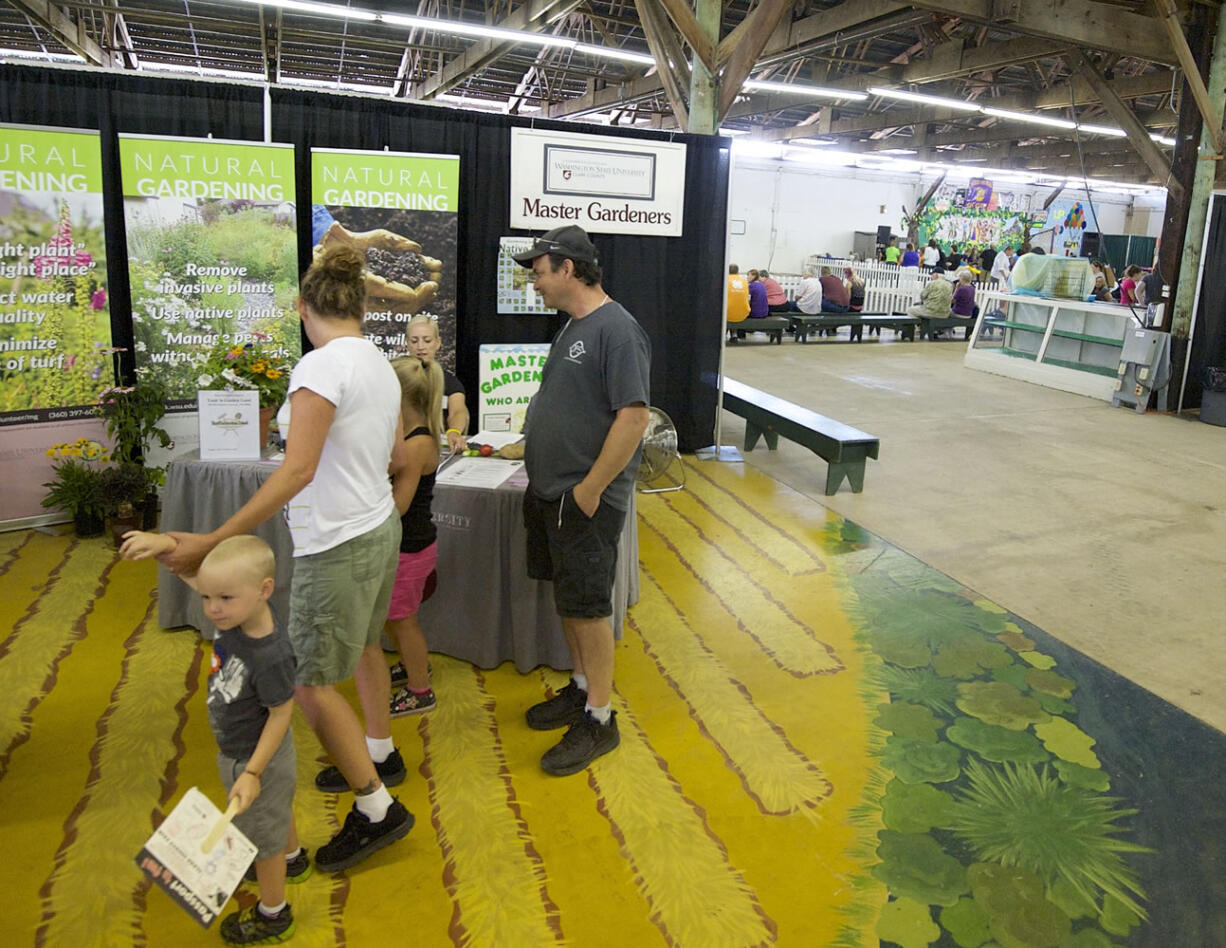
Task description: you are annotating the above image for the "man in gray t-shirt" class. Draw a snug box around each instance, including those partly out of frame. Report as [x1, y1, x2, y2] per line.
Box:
[513, 225, 651, 777]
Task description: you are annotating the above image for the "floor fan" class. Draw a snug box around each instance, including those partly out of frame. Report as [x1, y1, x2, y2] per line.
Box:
[636, 407, 685, 493]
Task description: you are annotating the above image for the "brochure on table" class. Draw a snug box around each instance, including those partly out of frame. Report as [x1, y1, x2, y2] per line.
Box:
[197, 389, 260, 460]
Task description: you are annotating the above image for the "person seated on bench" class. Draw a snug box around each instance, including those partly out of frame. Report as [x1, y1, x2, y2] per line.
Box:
[844, 267, 865, 313]
[747, 269, 769, 318]
[951, 270, 979, 321]
[907, 269, 954, 320]
[760, 270, 791, 313]
[819, 266, 850, 313]
[795, 267, 822, 314]
[727, 264, 750, 323]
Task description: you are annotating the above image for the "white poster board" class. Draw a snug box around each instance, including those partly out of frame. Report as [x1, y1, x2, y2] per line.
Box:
[478, 343, 549, 433]
[510, 128, 686, 236]
[135, 786, 257, 928]
[198, 390, 260, 460]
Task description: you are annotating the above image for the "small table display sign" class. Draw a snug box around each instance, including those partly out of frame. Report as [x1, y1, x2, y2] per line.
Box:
[135, 787, 256, 928]
[198, 389, 261, 460]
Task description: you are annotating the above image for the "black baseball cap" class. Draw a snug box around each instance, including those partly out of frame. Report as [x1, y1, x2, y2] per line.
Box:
[512, 225, 598, 267]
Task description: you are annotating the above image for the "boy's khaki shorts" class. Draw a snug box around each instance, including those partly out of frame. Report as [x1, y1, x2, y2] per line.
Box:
[219, 731, 295, 861]
[288, 511, 401, 686]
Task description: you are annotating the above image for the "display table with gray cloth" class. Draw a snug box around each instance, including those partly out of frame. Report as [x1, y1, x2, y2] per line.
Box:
[158, 453, 639, 672]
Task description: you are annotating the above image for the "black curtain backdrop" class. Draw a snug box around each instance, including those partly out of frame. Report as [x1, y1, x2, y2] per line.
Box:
[1185, 193, 1226, 409]
[0, 66, 726, 451]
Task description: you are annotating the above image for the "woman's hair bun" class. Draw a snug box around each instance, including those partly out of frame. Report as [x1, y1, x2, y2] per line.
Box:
[316, 244, 365, 282]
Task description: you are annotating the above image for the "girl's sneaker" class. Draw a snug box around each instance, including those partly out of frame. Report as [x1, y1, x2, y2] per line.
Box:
[219, 903, 294, 945]
[389, 661, 432, 687]
[390, 687, 436, 717]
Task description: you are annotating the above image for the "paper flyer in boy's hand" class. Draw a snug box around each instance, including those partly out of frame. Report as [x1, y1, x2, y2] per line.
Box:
[136, 786, 257, 928]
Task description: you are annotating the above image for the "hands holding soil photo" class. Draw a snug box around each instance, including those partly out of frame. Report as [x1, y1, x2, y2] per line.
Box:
[316, 220, 442, 313]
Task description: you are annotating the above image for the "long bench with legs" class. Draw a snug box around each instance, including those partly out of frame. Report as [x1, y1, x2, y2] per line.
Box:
[726, 316, 790, 344]
[717, 375, 880, 494]
[789, 313, 917, 342]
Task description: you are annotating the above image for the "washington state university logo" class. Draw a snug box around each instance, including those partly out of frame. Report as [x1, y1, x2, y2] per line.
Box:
[568, 340, 586, 361]
[562, 169, 572, 180]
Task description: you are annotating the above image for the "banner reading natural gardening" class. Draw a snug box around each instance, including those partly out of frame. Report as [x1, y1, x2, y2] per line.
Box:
[311, 148, 459, 370]
[119, 135, 300, 462]
[0, 124, 112, 524]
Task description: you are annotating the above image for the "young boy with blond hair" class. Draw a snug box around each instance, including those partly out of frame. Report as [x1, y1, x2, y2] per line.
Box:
[120, 531, 305, 945]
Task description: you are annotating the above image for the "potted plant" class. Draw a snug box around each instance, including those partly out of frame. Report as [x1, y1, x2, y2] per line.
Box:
[99, 463, 149, 546]
[95, 371, 172, 466]
[41, 440, 108, 537]
[197, 333, 293, 446]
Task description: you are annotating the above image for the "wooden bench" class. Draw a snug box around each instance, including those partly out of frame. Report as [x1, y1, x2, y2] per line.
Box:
[917, 314, 975, 340]
[727, 316, 789, 344]
[789, 313, 917, 343]
[718, 376, 880, 494]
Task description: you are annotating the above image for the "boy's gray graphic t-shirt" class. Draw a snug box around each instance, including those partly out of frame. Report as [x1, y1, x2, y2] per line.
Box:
[207, 624, 296, 759]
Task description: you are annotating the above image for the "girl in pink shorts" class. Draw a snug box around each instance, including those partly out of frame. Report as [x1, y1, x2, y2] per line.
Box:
[387, 356, 443, 715]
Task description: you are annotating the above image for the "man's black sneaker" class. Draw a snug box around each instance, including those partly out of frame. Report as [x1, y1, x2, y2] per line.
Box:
[540, 710, 620, 776]
[525, 680, 587, 731]
[243, 848, 312, 885]
[315, 748, 406, 793]
[219, 903, 294, 945]
[315, 799, 414, 873]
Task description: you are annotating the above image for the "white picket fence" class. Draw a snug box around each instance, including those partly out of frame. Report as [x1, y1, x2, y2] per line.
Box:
[767, 261, 1004, 316]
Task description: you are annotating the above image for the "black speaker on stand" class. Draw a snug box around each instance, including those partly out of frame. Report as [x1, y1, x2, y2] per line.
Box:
[1081, 231, 1100, 258]
[876, 225, 893, 245]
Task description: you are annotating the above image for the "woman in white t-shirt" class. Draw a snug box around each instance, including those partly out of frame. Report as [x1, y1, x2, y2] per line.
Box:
[163, 245, 414, 871]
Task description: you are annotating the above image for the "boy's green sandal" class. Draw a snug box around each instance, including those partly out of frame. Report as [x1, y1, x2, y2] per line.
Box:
[243, 848, 312, 886]
[219, 903, 295, 945]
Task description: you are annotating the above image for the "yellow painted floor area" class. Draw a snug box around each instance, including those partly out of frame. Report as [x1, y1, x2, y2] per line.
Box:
[1, 452, 1183, 946]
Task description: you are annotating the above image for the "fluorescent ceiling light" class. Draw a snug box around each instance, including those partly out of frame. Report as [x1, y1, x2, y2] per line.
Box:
[249, 0, 377, 21]
[573, 43, 655, 65]
[1150, 134, 1176, 146]
[381, 11, 575, 47]
[867, 87, 982, 112]
[743, 80, 867, 101]
[879, 148, 918, 155]
[1076, 123, 1127, 137]
[790, 137, 839, 146]
[732, 139, 784, 159]
[982, 107, 1077, 130]
[1, 47, 85, 62]
[720, 128, 751, 136]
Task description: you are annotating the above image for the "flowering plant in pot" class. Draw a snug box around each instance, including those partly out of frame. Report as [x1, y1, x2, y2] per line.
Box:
[197, 334, 294, 446]
[41, 439, 108, 537]
[197, 334, 293, 409]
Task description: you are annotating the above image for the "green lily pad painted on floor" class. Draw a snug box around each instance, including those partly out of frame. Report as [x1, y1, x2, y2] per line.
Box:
[946, 716, 1049, 764]
[877, 897, 941, 948]
[873, 831, 969, 906]
[1034, 717, 1101, 769]
[881, 779, 957, 833]
[956, 681, 1051, 731]
[876, 701, 944, 742]
[882, 736, 963, 784]
[941, 896, 992, 947]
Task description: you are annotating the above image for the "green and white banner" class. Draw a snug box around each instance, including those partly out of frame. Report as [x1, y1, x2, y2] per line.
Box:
[119, 135, 300, 441]
[311, 147, 459, 369]
[0, 124, 111, 524]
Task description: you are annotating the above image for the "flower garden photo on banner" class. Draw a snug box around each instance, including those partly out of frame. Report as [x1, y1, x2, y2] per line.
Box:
[118, 135, 300, 452]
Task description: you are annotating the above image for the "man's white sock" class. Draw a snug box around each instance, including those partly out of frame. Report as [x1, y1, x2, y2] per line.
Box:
[586, 703, 612, 725]
[354, 784, 393, 822]
[366, 735, 394, 764]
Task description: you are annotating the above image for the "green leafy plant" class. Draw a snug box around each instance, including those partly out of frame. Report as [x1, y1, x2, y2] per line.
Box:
[41, 457, 105, 520]
[197, 334, 293, 409]
[95, 370, 172, 466]
[949, 760, 1150, 920]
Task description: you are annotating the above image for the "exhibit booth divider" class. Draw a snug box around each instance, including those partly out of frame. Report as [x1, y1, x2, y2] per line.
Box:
[0, 65, 726, 528]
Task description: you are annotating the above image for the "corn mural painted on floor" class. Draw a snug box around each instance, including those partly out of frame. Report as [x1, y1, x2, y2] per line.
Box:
[1, 457, 1204, 946]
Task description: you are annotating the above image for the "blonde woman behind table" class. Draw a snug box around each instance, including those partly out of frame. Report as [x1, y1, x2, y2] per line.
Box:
[405, 314, 469, 453]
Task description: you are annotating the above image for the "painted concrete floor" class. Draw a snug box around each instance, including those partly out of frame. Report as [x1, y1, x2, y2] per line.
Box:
[720, 333, 1226, 734]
